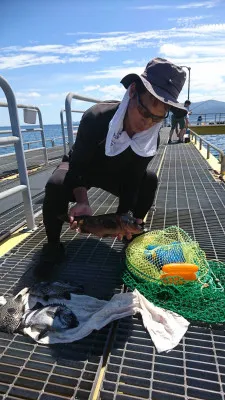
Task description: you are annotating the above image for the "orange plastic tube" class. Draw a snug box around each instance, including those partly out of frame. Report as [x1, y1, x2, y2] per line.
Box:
[162, 263, 198, 273]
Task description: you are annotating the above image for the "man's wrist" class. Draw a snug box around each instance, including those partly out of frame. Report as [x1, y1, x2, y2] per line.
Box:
[73, 187, 89, 204]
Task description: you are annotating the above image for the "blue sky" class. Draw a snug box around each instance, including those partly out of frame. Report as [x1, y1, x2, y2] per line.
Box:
[1, 0, 225, 125]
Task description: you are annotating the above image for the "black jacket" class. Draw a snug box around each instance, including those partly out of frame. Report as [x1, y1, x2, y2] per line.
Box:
[64, 102, 159, 212]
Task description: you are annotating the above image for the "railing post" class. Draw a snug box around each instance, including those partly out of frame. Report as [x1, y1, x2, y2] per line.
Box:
[60, 109, 67, 155]
[221, 155, 225, 176]
[65, 93, 101, 150]
[207, 144, 210, 159]
[65, 93, 74, 150]
[199, 138, 202, 150]
[37, 108, 48, 166]
[0, 75, 36, 230]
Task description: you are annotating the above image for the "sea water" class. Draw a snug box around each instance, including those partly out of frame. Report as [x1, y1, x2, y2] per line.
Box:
[0, 124, 225, 158]
[0, 124, 76, 156]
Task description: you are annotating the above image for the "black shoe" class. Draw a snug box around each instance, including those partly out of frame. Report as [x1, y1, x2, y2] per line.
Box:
[177, 139, 183, 143]
[168, 139, 172, 144]
[33, 243, 65, 281]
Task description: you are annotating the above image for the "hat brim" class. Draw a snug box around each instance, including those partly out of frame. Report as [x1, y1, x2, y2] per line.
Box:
[121, 73, 187, 116]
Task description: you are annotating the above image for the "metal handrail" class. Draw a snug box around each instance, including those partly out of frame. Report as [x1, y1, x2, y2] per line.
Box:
[190, 113, 225, 124]
[0, 75, 36, 230]
[190, 129, 225, 175]
[0, 102, 48, 165]
[60, 108, 84, 154]
[65, 93, 101, 149]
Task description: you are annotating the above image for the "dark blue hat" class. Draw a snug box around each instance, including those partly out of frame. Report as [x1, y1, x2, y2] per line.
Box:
[121, 57, 187, 115]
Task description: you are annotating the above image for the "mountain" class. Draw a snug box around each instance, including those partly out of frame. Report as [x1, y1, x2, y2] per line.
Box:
[190, 100, 225, 115]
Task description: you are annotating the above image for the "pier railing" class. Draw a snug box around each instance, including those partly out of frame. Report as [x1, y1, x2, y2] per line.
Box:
[60, 109, 84, 154]
[65, 93, 102, 149]
[190, 129, 225, 176]
[0, 103, 48, 165]
[0, 75, 36, 230]
[190, 113, 225, 125]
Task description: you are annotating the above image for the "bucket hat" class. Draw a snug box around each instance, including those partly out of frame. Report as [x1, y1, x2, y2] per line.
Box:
[121, 57, 187, 115]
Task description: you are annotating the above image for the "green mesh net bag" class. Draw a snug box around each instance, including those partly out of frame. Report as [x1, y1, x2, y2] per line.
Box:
[123, 226, 225, 324]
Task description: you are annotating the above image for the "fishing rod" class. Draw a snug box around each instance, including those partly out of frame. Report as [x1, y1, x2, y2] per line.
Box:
[190, 100, 212, 112]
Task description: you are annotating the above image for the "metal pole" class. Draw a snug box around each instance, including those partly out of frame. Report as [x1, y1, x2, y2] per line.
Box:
[0, 75, 36, 230]
[60, 109, 67, 155]
[187, 67, 191, 101]
[37, 108, 48, 166]
[180, 65, 191, 100]
[65, 93, 101, 150]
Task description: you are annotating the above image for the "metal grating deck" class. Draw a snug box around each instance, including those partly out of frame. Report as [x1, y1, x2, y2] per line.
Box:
[0, 146, 64, 179]
[0, 186, 125, 399]
[1, 129, 225, 399]
[99, 317, 225, 400]
[99, 134, 225, 400]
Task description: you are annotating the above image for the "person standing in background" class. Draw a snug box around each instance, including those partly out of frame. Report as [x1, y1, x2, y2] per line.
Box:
[197, 115, 202, 125]
[168, 100, 191, 144]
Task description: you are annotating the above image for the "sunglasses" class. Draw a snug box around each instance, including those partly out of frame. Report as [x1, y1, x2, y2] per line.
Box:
[136, 92, 169, 122]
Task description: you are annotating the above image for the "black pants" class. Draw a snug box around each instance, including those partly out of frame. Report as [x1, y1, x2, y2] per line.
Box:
[43, 162, 158, 243]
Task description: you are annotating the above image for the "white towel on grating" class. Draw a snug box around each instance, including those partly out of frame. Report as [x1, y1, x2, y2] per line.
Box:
[105, 87, 162, 157]
[15, 288, 189, 353]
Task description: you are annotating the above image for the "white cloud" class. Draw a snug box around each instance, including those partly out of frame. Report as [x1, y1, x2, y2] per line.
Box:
[81, 84, 125, 101]
[133, 1, 218, 10]
[122, 59, 148, 66]
[178, 1, 217, 8]
[160, 43, 225, 57]
[66, 31, 132, 36]
[168, 15, 212, 28]
[2, 23, 225, 70]
[0, 53, 99, 70]
[83, 85, 101, 91]
[169, 16, 211, 22]
[83, 66, 143, 81]
[0, 54, 66, 70]
[47, 92, 68, 99]
[123, 60, 136, 65]
[15, 91, 41, 98]
[68, 56, 99, 62]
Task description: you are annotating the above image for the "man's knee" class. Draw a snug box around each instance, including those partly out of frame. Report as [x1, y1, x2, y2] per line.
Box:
[144, 170, 158, 190]
[45, 166, 67, 192]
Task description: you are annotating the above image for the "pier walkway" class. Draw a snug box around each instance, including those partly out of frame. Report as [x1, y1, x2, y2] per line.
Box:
[0, 128, 225, 400]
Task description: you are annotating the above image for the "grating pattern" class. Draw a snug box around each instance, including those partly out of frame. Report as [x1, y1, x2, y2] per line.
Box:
[155, 142, 225, 211]
[99, 316, 225, 400]
[0, 186, 125, 399]
[0, 146, 64, 178]
[0, 166, 57, 240]
[100, 132, 225, 400]
[1, 128, 225, 399]
[0, 192, 44, 241]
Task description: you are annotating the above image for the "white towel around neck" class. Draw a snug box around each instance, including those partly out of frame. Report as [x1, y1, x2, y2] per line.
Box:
[105, 87, 162, 157]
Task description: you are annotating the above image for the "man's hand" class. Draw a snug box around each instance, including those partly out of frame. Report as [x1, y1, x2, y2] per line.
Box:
[69, 203, 93, 230]
[117, 218, 143, 241]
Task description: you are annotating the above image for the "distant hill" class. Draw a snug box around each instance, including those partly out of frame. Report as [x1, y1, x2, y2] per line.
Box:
[190, 100, 225, 115]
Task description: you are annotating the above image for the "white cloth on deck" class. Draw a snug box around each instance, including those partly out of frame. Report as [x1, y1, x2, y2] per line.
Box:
[15, 287, 189, 353]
